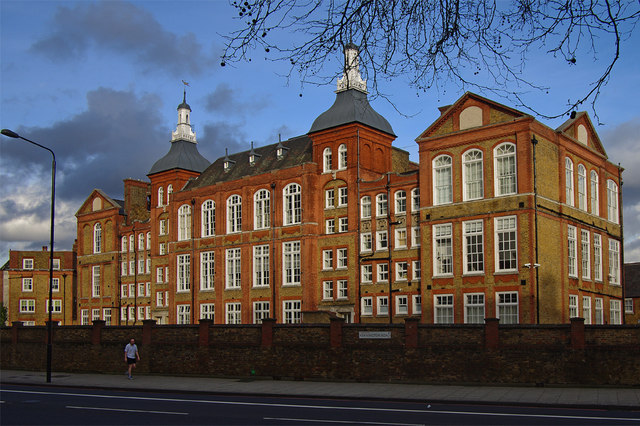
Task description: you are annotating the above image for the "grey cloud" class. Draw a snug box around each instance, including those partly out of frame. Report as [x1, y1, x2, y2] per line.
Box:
[198, 121, 248, 162]
[30, 0, 218, 76]
[204, 83, 270, 115]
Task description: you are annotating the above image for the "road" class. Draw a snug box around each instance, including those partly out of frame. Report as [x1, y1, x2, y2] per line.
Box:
[1, 384, 639, 425]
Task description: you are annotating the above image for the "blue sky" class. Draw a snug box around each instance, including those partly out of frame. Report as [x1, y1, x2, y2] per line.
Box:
[1, 0, 639, 264]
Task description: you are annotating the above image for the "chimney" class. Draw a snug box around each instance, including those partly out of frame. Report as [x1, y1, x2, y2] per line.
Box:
[42, 246, 48, 251]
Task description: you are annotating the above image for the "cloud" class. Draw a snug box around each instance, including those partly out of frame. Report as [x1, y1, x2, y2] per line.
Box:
[204, 83, 270, 115]
[30, 0, 218, 76]
[601, 116, 640, 262]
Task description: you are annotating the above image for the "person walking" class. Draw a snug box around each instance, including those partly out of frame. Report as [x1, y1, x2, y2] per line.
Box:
[124, 338, 140, 380]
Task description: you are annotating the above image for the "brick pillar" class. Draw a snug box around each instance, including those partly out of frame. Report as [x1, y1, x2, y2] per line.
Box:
[12, 321, 23, 344]
[484, 318, 499, 350]
[199, 319, 212, 347]
[330, 316, 344, 348]
[91, 320, 106, 345]
[142, 319, 156, 345]
[570, 317, 585, 349]
[404, 317, 419, 348]
[261, 318, 275, 347]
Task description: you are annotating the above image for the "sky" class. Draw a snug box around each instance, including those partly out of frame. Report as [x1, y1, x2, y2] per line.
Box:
[1, 0, 639, 265]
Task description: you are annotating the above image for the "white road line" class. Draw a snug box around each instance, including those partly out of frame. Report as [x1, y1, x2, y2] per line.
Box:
[264, 417, 425, 425]
[3, 389, 639, 423]
[66, 405, 188, 415]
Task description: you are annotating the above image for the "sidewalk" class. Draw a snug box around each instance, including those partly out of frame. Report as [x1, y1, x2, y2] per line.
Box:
[2, 369, 639, 410]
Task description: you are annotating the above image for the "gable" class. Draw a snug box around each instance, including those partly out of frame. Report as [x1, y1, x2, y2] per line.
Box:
[75, 189, 123, 217]
[417, 92, 527, 140]
[556, 112, 607, 157]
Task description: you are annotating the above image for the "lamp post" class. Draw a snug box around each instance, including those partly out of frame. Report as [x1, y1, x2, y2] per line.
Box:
[1, 128, 56, 383]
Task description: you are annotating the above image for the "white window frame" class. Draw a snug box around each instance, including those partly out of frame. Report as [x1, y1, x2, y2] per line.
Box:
[464, 293, 485, 324]
[283, 183, 302, 226]
[624, 298, 634, 314]
[433, 155, 453, 205]
[493, 142, 518, 197]
[323, 280, 333, 300]
[376, 193, 388, 217]
[433, 223, 453, 276]
[494, 216, 518, 272]
[411, 188, 420, 212]
[253, 245, 270, 288]
[225, 248, 241, 289]
[92, 265, 100, 297]
[253, 301, 270, 324]
[577, 164, 587, 211]
[361, 297, 373, 316]
[337, 280, 348, 299]
[361, 233, 373, 252]
[569, 294, 578, 318]
[377, 296, 389, 316]
[338, 217, 348, 232]
[177, 254, 190, 292]
[377, 263, 389, 282]
[396, 295, 408, 315]
[177, 204, 191, 241]
[325, 189, 335, 209]
[227, 195, 242, 234]
[283, 300, 302, 324]
[45, 299, 62, 313]
[323, 147, 332, 172]
[581, 230, 590, 280]
[283, 241, 301, 286]
[322, 250, 333, 270]
[20, 299, 35, 313]
[411, 227, 420, 247]
[567, 225, 577, 278]
[177, 304, 191, 324]
[395, 190, 407, 214]
[496, 291, 519, 324]
[395, 228, 407, 249]
[412, 260, 421, 281]
[361, 196, 371, 218]
[565, 157, 574, 207]
[590, 170, 599, 216]
[200, 251, 215, 291]
[376, 230, 388, 251]
[200, 303, 215, 320]
[608, 239, 620, 285]
[157, 186, 163, 207]
[336, 248, 348, 269]
[462, 149, 483, 201]
[412, 295, 422, 315]
[93, 223, 102, 254]
[254, 190, 270, 230]
[338, 186, 348, 207]
[325, 218, 335, 234]
[595, 298, 604, 324]
[434, 294, 454, 324]
[607, 179, 619, 223]
[610, 299, 621, 325]
[361, 264, 373, 283]
[226, 302, 242, 324]
[593, 234, 602, 282]
[583, 296, 592, 324]
[22, 258, 33, 270]
[463, 220, 484, 274]
[338, 143, 347, 169]
[22, 278, 33, 292]
[201, 199, 216, 237]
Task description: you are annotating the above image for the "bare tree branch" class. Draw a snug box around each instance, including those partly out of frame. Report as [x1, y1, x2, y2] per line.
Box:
[221, 0, 639, 123]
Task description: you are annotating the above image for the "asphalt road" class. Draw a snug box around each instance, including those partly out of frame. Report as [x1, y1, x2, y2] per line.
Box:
[1, 384, 639, 425]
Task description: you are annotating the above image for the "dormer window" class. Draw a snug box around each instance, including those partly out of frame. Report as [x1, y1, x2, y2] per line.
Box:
[276, 140, 289, 160]
[223, 148, 235, 172]
[249, 142, 261, 166]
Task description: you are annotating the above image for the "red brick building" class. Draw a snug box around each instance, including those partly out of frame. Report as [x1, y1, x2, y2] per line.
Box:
[67, 45, 626, 325]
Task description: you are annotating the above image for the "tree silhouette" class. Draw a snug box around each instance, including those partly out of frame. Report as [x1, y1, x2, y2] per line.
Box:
[222, 0, 639, 122]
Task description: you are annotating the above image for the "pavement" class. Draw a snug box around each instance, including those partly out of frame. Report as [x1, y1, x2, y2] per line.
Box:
[1, 369, 639, 410]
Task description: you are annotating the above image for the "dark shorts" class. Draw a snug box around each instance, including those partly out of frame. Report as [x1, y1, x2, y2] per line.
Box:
[127, 357, 136, 365]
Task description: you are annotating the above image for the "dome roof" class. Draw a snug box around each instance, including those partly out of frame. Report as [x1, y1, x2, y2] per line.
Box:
[308, 89, 395, 136]
[148, 140, 209, 175]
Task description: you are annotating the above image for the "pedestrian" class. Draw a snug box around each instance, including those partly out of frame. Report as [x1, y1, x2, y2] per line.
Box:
[124, 338, 140, 380]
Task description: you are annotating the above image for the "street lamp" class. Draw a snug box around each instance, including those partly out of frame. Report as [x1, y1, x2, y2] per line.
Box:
[1, 128, 56, 383]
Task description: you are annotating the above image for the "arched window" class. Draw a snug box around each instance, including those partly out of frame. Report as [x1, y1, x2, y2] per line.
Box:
[459, 106, 482, 130]
[411, 188, 420, 212]
[146, 232, 150, 249]
[129, 235, 134, 252]
[254, 189, 270, 230]
[283, 183, 302, 225]
[167, 184, 173, 202]
[227, 195, 242, 233]
[395, 190, 407, 214]
[376, 193, 388, 217]
[433, 155, 452, 205]
[463, 149, 483, 201]
[201, 200, 215, 237]
[121, 236, 127, 252]
[494, 143, 517, 196]
[577, 164, 587, 211]
[607, 180, 619, 223]
[157, 187, 164, 207]
[177, 204, 191, 241]
[93, 223, 102, 254]
[361, 196, 371, 219]
[565, 158, 574, 206]
[138, 233, 144, 250]
[590, 170, 599, 215]
[338, 144, 347, 169]
[323, 147, 332, 172]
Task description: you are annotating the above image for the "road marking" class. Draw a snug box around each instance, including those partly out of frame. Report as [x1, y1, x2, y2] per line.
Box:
[66, 405, 188, 415]
[265, 417, 425, 425]
[3, 389, 639, 423]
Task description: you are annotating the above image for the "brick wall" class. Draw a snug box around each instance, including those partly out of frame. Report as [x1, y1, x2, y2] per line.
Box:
[2, 319, 638, 386]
